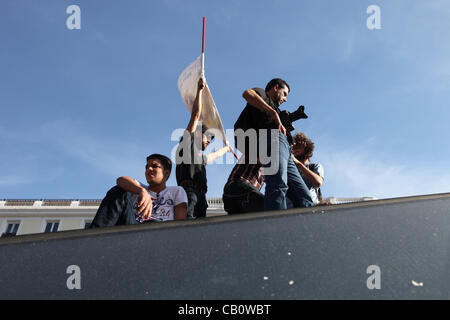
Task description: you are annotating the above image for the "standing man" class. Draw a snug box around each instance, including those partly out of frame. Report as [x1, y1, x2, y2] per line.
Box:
[176, 77, 233, 219]
[235, 78, 314, 211]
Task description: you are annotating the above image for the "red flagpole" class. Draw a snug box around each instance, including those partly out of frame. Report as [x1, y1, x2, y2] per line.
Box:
[201, 17, 238, 160]
[201, 17, 205, 77]
[202, 17, 205, 54]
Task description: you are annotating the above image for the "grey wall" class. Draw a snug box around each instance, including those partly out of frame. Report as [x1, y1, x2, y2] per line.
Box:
[1, 194, 449, 300]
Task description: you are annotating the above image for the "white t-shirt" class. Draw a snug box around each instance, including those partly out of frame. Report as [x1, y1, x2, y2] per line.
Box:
[131, 181, 188, 222]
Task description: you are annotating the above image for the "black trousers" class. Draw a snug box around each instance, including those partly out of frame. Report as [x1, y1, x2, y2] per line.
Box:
[222, 180, 264, 214]
[182, 185, 208, 219]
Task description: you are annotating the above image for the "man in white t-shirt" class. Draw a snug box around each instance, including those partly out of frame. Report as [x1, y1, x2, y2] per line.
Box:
[90, 154, 188, 228]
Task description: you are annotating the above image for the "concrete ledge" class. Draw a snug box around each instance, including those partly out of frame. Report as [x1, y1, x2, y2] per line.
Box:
[1, 192, 449, 246]
[0, 192, 449, 299]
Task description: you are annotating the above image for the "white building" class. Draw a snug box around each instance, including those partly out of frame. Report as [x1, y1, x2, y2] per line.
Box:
[0, 198, 226, 236]
[0, 196, 376, 237]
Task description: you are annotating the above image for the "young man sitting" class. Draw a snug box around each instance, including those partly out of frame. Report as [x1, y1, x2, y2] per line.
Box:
[90, 154, 187, 228]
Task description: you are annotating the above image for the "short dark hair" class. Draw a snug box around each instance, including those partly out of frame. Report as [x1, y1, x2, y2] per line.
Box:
[146, 154, 172, 173]
[265, 78, 290, 93]
[201, 125, 215, 141]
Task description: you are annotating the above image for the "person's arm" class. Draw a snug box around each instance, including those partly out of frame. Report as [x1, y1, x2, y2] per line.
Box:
[116, 176, 153, 220]
[186, 77, 205, 133]
[205, 143, 234, 164]
[173, 202, 187, 220]
[291, 157, 324, 188]
[242, 89, 286, 135]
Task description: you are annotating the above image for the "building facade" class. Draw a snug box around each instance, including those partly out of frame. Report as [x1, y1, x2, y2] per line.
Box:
[0, 198, 226, 236]
[0, 197, 376, 237]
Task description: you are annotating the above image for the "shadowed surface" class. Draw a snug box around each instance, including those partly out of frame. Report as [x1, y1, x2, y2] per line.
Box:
[0, 193, 449, 299]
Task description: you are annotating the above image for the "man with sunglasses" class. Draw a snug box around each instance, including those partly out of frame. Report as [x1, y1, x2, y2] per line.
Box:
[175, 77, 233, 219]
[90, 154, 188, 228]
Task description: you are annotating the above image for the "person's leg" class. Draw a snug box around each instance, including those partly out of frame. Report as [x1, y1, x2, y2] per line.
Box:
[264, 132, 290, 211]
[183, 186, 199, 219]
[236, 180, 264, 213]
[90, 186, 139, 228]
[286, 155, 314, 207]
[245, 190, 265, 213]
[124, 191, 146, 224]
[196, 191, 208, 218]
[285, 193, 294, 209]
[223, 180, 264, 214]
[223, 181, 247, 214]
[223, 182, 240, 214]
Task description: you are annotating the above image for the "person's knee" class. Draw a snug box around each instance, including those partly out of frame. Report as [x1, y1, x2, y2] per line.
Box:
[265, 182, 288, 194]
[105, 185, 127, 200]
[264, 168, 288, 187]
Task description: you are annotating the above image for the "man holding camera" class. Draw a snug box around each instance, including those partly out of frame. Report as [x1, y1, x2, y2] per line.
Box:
[234, 78, 314, 211]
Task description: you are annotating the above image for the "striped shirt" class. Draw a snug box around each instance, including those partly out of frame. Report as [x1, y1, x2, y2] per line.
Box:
[227, 163, 265, 191]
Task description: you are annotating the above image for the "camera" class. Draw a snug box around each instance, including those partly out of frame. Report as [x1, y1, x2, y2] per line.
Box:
[279, 105, 308, 143]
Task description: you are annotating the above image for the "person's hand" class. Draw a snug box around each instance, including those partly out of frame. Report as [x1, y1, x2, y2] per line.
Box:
[197, 77, 205, 91]
[292, 141, 306, 158]
[137, 188, 153, 220]
[272, 111, 286, 136]
[291, 153, 300, 165]
[227, 142, 235, 155]
[291, 153, 305, 169]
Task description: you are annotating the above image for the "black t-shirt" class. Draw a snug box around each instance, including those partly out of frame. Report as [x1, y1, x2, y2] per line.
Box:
[234, 87, 280, 133]
[234, 88, 281, 160]
[175, 130, 208, 192]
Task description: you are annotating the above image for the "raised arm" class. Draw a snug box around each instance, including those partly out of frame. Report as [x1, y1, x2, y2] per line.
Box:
[186, 77, 206, 133]
[242, 89, 286, 135]
[116, 176, 153, 220]
[205, 142, 234, 164]
[291, 157, 324, 188]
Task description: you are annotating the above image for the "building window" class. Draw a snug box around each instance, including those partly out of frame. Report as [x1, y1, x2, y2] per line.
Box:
[45, 221, 59, 233]
[2, 222, 20, 236]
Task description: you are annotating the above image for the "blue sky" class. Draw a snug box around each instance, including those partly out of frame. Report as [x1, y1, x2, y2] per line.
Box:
[1, 0, 449, 200]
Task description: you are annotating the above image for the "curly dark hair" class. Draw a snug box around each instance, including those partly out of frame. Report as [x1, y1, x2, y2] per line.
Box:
[292, 132, 314, 162]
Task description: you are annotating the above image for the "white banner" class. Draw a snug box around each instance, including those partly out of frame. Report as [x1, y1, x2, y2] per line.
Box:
[177, 56, 226, 142]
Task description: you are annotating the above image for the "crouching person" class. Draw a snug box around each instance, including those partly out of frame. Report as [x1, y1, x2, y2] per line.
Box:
[90, 154, 187, 228]
[222, 159, 265, 214]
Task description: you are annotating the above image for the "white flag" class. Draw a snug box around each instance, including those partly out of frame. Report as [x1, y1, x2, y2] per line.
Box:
[177, 56, 226, 142]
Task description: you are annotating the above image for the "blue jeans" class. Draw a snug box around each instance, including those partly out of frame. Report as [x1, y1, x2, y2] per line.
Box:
[263, 131, 314, 211]
[90, 186, 142, 228]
